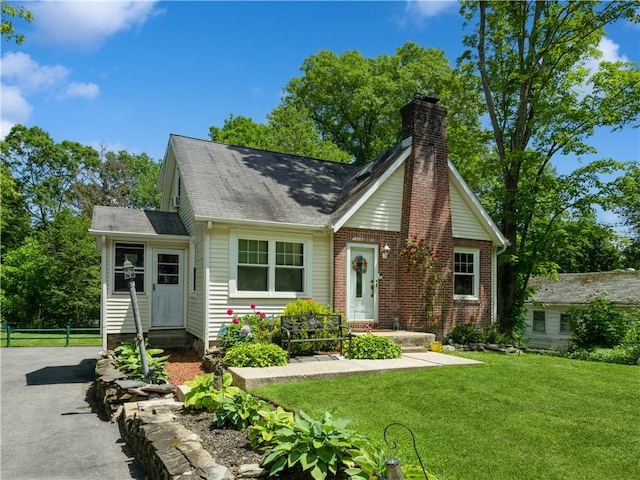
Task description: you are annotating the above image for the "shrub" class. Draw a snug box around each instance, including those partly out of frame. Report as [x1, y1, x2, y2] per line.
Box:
[282, 298, 334, 316]
[345, 333, 402, 359]
[113, 339, 169, 383]
[446, 322, 484, 344]
[223, 342, 288, 367]
[570, 294, 629, 349]
[567, 346, 640, 365]
[484, 325, 506, 344]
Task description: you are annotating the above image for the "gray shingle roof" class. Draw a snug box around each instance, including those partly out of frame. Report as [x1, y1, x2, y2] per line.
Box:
[90, 206, 188, 237]
[169, 135, 406, 227]
[529, 271, 640, 306]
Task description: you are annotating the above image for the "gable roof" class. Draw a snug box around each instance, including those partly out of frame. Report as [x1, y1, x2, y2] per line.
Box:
[166, 134, 506, 246]
[90, 206, 189, 238]
[529, 270, 640, 306]
[169, 135, 354, 227]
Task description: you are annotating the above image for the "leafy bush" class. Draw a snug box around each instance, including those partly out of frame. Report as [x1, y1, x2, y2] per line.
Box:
[345, 333, 402, 359]
[113, 339, 169, 382]
[183, 372, 240, 411]
[483, 325, 506, 344]
[567, 346, 640, 365]
[262, 410, 370, 480]
[570, 294, 629, 349]
[282, 298, 334, 316]
[445, 322, 484, 344]
[223, 342, 288, 367]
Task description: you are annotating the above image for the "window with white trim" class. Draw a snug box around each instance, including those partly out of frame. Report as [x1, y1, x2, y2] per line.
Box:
[114, 242, 145, 293]
[533, 310, 546, 332]
[453, 248, 479, 299]
[231, 232, 310, 297]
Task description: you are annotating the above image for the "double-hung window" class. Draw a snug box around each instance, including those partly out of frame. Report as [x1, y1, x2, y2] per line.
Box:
[453, 248, 479, 299]
[232, 232, 309, 297]
[560, 313, 572, 334]
[532, 310, 546, 333]
[114, 242, 145, 293]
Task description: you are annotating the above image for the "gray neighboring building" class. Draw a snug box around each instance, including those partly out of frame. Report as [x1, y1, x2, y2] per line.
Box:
[524, 270, 640, 349]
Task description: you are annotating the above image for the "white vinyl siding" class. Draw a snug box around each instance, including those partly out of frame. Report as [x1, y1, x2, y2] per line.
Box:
[185, 224, 205, 341]
[450, 180, 491, 241]
[524, 307, 574, 349]
[206, 226, 331, 343]
[344, 165, 404, 231]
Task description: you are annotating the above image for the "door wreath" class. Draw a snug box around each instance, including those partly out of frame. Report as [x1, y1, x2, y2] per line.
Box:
[351, 255, 367, 274]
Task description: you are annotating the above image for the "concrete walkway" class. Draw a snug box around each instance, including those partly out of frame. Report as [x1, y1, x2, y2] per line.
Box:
[229, 351, 483, 389]
[0, 347, 144, 480]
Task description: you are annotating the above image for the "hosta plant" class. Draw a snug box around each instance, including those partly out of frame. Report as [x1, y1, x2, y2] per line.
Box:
[212, 389, 270, 430]
[262, 410, 369, 480]
[113, 339, 169, 382]
[248, 406, 295, 449]
[183, 372, 239, 411]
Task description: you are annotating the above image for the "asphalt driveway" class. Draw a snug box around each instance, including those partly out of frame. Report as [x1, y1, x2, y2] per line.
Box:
[1, 347, 144, 479]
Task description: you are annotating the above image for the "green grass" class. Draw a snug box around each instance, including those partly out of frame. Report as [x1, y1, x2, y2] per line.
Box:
[252, 352, 640, 480]
[0, 332, 102, 347]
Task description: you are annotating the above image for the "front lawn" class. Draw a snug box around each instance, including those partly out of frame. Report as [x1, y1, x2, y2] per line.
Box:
[253, 352, 639, 480]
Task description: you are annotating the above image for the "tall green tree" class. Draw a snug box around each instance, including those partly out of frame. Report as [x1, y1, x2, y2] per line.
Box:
[0, 210, 99, 328]
[0, 161, 31, 257]
[1, 0, 32, 45]
[1, 125, 99, 226]
[210, 103, 351, 162]
[285, 41, 489, 171]
[459, 0, 640, 337]
[613, 162, 640, 269]
[74, 148, 161, 216]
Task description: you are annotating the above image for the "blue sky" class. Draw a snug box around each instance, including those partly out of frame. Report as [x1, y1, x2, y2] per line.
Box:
[1, 1, 638, 225]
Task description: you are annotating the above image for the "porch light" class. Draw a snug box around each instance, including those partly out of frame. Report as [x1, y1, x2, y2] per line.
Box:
[123, 257, 136, 280]
[382, 243, 391, 259]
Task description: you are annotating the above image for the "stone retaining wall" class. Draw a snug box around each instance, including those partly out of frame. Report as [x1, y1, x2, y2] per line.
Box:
[94, 351, 265, 479]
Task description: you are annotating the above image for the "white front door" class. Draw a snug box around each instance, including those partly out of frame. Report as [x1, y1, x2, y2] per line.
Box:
[347, 245, 377, 321]
[151, 248, 184, 328]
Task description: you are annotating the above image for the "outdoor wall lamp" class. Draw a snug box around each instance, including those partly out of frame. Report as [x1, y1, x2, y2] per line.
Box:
[382, 243, 391, 259]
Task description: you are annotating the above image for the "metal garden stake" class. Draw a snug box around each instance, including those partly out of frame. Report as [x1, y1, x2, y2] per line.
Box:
[123, 257, 151, 383]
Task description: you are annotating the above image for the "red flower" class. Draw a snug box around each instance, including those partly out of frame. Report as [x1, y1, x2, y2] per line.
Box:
[232, 318, 239, 324]
[258, 312, 266, 317]
[226, 309, 233, 316]
[250, 303, 256, 310]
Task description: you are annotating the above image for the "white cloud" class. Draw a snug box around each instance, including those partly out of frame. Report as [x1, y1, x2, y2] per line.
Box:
[30, 1, 161, 50]
[1, 52, 69, 92]
[405, 0, 457, 19]
[0, 84, 33, 138]
[59, 81, 100, 100]
[0, 52, 100, 137]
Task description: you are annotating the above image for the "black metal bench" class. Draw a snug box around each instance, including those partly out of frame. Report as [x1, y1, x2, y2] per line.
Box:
[280, 313, 353, 357]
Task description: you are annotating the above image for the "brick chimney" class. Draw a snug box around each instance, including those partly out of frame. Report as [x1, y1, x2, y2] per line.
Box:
[398, 94, 454, 333]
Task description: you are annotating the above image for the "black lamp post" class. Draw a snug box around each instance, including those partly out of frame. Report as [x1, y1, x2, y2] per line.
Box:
[123, 257, 150, 382]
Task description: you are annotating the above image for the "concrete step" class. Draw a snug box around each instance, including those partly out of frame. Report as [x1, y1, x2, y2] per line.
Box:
[363, 330, 436, 348]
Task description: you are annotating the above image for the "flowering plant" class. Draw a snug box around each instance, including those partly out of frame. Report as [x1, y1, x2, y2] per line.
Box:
[399, 235, 449, 335]
[219, 304, 271, 349]
[399, 235, 441, 272]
